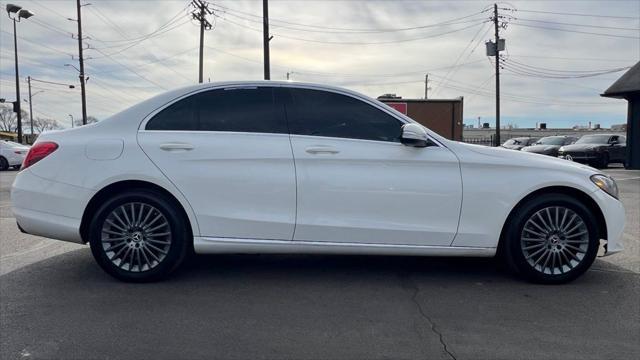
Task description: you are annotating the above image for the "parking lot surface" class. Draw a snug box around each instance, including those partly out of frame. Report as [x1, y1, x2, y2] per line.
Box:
[1, 168, 638, 360]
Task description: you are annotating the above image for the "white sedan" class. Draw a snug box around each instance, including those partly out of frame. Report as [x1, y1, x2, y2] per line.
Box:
[0, 140, 29, 170]
[11, 82, 624, 283]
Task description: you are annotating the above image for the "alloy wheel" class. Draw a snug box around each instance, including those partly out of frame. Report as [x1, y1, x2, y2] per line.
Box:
[520, 206, 589, 276]
[100, 202, 172, 272]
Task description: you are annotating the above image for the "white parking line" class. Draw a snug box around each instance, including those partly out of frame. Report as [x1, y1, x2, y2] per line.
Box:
[615, 177, 640, 181]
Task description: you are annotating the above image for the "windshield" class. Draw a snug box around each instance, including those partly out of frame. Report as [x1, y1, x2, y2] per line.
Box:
[576, 135, 611, 144]
[535, 137, 565, 146]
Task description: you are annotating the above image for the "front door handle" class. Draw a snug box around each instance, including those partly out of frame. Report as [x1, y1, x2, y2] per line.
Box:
[160, 142, 194, 151]
[305, 146, 339, 154]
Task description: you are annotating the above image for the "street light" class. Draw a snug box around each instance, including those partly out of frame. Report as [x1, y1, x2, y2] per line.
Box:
[6, 3, 34, 144]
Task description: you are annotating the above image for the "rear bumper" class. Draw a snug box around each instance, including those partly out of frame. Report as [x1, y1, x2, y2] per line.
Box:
[11, 169, 93, 244]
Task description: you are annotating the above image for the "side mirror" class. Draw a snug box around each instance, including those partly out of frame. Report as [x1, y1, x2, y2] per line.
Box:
[400, 123, 429, 147]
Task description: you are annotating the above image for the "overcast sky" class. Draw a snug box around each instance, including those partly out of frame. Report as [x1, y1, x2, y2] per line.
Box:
[0, 0, 638, 129]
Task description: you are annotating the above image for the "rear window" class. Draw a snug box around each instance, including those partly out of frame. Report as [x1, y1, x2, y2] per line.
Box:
[145, 87, 286, 134]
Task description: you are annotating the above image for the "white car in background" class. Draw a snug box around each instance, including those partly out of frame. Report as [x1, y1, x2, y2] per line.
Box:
[0, 140, 29, 170]
[11, 81, 625, 283]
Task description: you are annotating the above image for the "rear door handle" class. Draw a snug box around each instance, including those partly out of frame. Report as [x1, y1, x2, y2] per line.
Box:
[160, 142, 194, 151]
[305, 146, 339, 154]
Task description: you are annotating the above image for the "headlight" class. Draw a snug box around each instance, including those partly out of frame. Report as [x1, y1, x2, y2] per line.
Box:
[558, 146, 565, 152]
[590, 174, 619, 199]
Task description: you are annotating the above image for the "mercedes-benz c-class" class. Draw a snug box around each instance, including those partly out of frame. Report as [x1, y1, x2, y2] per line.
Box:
[11, 82, 624, 283]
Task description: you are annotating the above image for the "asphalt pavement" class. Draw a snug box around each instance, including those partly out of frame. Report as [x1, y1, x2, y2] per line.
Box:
[0, 167, 638, 360]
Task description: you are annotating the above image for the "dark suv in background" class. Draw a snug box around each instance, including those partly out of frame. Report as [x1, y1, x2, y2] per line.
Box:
[501, 137, 538, 150]
[558, 134, 626, 168]
[521, 135, 577, 157]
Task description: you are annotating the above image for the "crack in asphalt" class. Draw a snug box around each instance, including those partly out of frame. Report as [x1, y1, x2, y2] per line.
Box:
[400, 273, 457, 360]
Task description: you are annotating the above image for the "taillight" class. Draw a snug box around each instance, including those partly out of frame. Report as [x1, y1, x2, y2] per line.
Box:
[21, 141, 58, 170]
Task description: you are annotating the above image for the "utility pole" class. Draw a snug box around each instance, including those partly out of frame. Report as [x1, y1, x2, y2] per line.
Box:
[424, 74, 430, 99]
[263, 0, 271, 80]
[191, 0, 213, 83]
[493, 3, 500, 146]
[76, 0, 87, 125]
[27, 76, 33, 137]
[12, 18, 23, 143]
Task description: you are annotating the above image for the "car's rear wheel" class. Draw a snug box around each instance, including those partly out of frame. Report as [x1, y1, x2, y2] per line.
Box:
[504, 193, 599, 284]
[88, 189, 189, 282]
[0, 157, 8, 171]
[596, 153, 609, 169]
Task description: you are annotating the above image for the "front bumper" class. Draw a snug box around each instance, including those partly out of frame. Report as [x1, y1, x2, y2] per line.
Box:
[11, 169, 93, 243]
[590, 188, 625, 256]
[558, 154, 599, 162]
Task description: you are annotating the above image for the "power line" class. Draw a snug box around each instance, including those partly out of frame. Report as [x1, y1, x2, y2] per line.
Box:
[432, 22, 492, 97]
[216, 14, 488, 45]
[510, 23, 640, 39]
[214, 4, 490, 34]
[513, 18, 640, 31]
[503, 58, 632, 74]
[513, 8, 639, 20]
[92, 48, 168, 90]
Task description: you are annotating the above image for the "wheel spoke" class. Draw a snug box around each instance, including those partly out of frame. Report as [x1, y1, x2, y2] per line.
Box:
[102, 236, 128, 242]
[559, 207, 568, 230]
[559, 250, 573, 269]
[146, 242, 169, 255]
[147, 239, 171, 245]
[120, 205, 132, 227]
[566, 230, 587, 238]
[129, 203, 138, 226]
[523, 228, 546, 238]
[561, 214, 577, 232]
[525, 246, 546, 260]
[545, 208, 554, 230]
[105, 219, 127, 233]
[146, 222, 169, 234]
[137, 204, 145, 227]
[523, 243, 545, 251]
[105, 241, 127, 252]
[536, 212, 552, 232]
[526, 219, 548, 235]
[102, 229, 125, 237]
[112, 212, 128, 229]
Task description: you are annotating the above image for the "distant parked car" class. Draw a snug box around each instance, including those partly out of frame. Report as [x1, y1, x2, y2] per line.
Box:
[501, 137, 538, 150]
[558, 134, 626, 169]
[0, 140, 29, 170]
[522, 136, 577, 157]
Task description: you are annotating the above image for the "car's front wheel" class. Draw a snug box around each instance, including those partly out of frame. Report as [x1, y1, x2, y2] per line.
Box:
[88, 189, 190, 282]
[504, 193, 600, 284]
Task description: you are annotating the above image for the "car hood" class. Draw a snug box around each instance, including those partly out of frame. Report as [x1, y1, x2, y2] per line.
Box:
[452, 142, 598, 175]
[521, 144, 560, 152]
[560, 143, 607, 151]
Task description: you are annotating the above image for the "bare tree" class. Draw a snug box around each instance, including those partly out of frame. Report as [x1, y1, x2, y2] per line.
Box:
[74, 115, 99, 127]
[0, 104, 27, 133]
[33, 117, 62, 133]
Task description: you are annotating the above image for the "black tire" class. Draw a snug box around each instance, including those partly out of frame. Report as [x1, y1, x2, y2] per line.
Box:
[0, 157, 8, 171]
[88, 188, 190, 282]
[503, 193, 600, 284]
[596, 153, 609, 169]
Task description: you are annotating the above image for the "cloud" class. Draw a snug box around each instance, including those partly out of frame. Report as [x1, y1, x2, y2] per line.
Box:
[0, 0, 637, 128]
